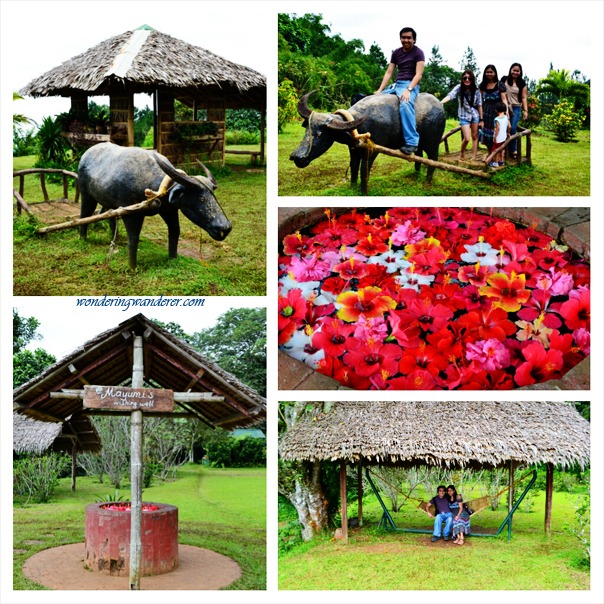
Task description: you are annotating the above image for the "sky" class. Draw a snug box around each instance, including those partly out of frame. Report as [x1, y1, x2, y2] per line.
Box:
[290, 0, 600, 87]
[2, 0, 275, 125]
[14, 296, 264, 361]
[4, 0, 602, 127]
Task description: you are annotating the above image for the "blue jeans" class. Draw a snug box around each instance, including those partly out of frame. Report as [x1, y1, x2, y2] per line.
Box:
[433, 512, 453, 537]
[381, 80, 420, 147]
[509, 105, 521, 153]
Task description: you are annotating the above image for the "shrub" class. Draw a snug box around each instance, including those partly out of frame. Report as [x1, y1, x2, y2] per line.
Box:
[521, 94, 543, 128]
[13, 452, 70, 504]
[566, 494, 590, 568]
[278, 79, 299, 132]
[225, 130, 260, 146]
[546, 100, 584, 142]
[278, 520, 303, 554]
[35, 116, 70, 164]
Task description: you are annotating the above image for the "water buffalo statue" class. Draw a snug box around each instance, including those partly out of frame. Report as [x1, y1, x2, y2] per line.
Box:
[290, 91, 446, 194]
[78, 142, 232, 269]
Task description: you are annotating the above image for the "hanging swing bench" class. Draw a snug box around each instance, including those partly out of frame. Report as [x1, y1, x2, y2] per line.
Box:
[365, 467, 538, 541]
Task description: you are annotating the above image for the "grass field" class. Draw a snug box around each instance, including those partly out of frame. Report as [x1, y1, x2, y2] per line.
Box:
[278, 120, 590, 196]
[278, 488, 589, 590]
[13, 464, 266, 590]
[13, 149, 266, 296]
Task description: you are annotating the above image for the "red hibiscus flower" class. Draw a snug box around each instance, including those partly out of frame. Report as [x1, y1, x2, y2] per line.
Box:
[278, 288, 306, 345]
[559, 288, 590, 330]
[342, 341, 403, 377]
[313, 319, 358, 357]
[514, 341, 564, 387]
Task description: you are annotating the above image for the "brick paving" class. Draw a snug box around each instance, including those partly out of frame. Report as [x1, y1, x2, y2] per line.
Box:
[278, 206, 590, 391]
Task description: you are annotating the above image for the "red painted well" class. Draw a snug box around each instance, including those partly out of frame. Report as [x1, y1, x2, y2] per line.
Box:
[84, 502, 179, 576]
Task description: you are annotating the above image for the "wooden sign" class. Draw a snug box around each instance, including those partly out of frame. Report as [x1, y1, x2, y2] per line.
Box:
[83, 385, 174, 412]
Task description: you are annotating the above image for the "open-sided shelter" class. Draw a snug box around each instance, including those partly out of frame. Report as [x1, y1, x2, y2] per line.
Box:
[13, 312, 266, 490]
[279, 401, 590, 541]
[20, 25, 266, 166]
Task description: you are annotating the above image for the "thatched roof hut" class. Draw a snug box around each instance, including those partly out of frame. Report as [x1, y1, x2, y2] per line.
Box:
[13, 413, 101, 455]
[280, 401, 590, 540]
[20, 25, 266, 165]
[13, 313, 265, 431]
[280, 401, 590, 469]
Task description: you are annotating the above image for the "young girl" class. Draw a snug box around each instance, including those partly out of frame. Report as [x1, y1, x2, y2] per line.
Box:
[442, 70, 483, 161]
[452, 493, 471, 545]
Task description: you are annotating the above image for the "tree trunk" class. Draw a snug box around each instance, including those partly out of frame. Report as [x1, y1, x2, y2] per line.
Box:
[290, 461, 328, 541]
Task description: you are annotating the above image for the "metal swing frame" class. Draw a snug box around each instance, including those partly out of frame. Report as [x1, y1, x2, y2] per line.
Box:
[365, 468, 538, 541]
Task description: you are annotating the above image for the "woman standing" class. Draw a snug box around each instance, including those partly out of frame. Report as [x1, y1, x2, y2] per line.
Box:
[501, 63, 528, 158]
[442, 70, 483, 161]
[479, 65, 508, 152]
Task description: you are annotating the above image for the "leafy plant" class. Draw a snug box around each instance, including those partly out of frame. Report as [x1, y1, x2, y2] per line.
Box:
[13, 453, 70, 504]
[565, 493, 590, 568]
[94, 490, 126, 503]
[278, 520, 303, 554]
[546, 100, 584, 142]
[278, 78, 299, 132]
[35, 116, 69, 164]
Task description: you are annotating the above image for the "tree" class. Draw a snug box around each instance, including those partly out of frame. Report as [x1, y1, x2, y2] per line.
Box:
[189, 307, 266, 397]
[13, 308, 42, 354]
[422, 45, 460, 102]
[13, 309, 56, 387]
[459, 46, 480, 81]
[536, 68, 590, 122]
[279, 402, 330, 541]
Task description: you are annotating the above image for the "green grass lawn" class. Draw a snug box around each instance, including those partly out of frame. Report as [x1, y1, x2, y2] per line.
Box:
[13, 464, 266, 590]
[278, 489, 589, 590]
[13, 152, 266, 296]
[278, 120, 590, 196]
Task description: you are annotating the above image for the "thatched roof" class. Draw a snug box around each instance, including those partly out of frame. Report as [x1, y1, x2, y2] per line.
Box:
[14, 313, 265, 432]
[279, 402, 590, 470]
[20, 25, 266, 108]
[13, 412, 101, 455]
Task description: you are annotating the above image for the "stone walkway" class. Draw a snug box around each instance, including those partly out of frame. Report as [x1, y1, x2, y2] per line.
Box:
[278, 206, 590, 391]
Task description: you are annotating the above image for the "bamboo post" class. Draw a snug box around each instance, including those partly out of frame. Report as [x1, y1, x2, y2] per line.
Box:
[340, 460, 348, 544]
[357, 463, 363, 527]
[508, 460, 515, 513]
[544, 462, 554, 537]
[129, 335, 144, 590]
[37, 197, 161, 234]
[356, 140, 491, 179]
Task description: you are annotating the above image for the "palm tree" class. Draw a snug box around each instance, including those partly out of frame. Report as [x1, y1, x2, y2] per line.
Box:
[13, 92, 34, 127]
[536, 69, 590, 104]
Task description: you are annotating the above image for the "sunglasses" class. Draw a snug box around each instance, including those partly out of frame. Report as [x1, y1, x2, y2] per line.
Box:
[463, 76, 472, 81]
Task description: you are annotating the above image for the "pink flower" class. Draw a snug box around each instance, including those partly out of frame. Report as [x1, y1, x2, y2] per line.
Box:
[353, 315, 388, 343]
[289, 255, 332, 282]
[573, 328, 590, 355]
[391, 220, 426, 246]
[465, 338, 511, 372]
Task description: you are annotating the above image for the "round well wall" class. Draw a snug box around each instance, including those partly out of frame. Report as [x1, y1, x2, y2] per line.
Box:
[85, 502, 179, 576]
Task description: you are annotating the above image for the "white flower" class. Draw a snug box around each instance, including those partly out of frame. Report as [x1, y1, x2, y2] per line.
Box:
[367, 250, 411, 274]
[460, 240, 499, 266]
[279, 274, 321, 298]
[281, 329, 325, 368]
[395, 271, 435, 291]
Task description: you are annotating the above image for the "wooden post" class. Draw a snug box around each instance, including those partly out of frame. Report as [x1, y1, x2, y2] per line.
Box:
[544, 462, 554, 537]
[340, 459, 348, 544]
[71, 443, 77, 492]
[357, 463, 363, 527]
[260, 105, 266, 164]
[129, 335, 144, 590]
